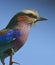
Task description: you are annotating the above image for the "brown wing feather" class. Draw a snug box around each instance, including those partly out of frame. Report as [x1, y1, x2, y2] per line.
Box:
[0, 29, 9, 36]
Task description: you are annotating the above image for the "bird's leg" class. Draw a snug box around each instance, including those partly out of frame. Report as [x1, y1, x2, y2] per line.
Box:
[1, 59, 6, 65]
[9, 48, 14, 65]
[9, 48, 20, 65]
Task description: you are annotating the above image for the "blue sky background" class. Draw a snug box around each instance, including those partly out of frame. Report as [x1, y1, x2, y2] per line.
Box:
[0, 0, 55, 65]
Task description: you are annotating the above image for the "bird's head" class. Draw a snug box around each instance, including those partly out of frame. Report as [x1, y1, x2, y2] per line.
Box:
[6, 10, 48, 29]
[17, 10, 48, 25]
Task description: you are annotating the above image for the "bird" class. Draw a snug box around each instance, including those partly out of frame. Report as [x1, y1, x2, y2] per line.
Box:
[0, 10, 47, 65]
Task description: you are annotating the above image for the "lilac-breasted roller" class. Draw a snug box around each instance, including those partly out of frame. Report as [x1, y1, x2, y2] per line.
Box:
[0, 10, 47, 65]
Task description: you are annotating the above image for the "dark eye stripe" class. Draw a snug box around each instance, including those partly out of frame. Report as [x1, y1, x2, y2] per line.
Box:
[26, 13, 37, 18]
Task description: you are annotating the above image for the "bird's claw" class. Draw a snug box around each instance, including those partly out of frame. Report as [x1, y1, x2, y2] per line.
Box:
[9, 48, 20, 65]
[10, 60, 20, 65]
[11, 61, 20, 65]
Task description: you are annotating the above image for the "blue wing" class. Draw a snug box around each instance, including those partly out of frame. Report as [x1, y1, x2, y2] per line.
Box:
[0, 29, 21, 45]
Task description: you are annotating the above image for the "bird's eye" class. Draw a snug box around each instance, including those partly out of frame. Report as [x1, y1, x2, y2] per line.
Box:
[27, 13, 37, 18]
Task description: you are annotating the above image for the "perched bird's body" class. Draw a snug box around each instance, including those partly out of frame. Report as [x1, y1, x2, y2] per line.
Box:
[0, 17, 31, 60]
[0, 10, 47, 65]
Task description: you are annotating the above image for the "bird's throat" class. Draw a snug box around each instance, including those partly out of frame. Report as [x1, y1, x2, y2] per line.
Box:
[16, 22, 31, 44]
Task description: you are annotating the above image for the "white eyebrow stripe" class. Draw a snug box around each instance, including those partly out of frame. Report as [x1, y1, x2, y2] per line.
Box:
[21, 10, 39, 17]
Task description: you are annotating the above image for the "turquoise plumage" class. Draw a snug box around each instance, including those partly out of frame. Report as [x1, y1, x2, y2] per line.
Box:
[0, 29, 21, 56]
[0, 29, 21, 44]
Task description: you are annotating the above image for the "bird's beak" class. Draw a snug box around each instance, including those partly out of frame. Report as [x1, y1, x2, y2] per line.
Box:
[34, 16, 48, 24]
[38, 17, 48, 21]
[37, 16, 48, 21]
